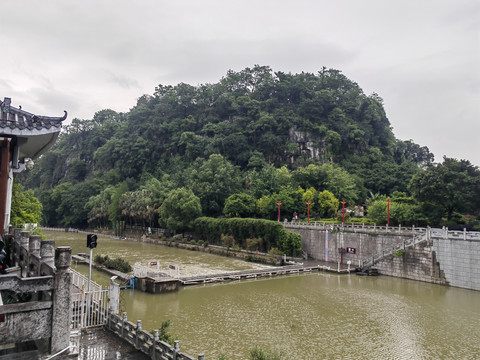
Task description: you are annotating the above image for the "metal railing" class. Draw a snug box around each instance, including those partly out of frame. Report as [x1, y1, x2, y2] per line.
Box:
[71, 269, 109, 330]
[71, 268, 102, 292]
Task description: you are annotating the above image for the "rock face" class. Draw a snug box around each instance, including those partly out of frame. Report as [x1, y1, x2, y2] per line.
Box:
[288, 127, 324, 162]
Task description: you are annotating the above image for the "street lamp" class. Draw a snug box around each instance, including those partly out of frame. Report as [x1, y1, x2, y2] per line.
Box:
[276, 202, 282, 222]
[386, 198, 391, 228]
[305, 201, 311, 223]
[341, 200, 346, 226]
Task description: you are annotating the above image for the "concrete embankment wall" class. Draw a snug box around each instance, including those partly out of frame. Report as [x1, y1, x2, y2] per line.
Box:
[374, 242, 448, 286]
[431, 237, 480, 291]
[287, 225, 413, 266]
[287, 225, 479, 291]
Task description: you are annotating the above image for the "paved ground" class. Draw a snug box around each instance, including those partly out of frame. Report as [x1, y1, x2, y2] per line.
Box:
[52, 328, 150, 360]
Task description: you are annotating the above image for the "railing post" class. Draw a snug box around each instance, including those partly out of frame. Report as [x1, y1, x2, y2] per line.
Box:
[173, 340, 180, 360]
[28, 235, 41, 276]
[109, 276, 120, 316]
[136, 320, 142, 349]
[51, 246, 72, 354]
[122, 312, 127, 338]
[40, 240, 55, 272]
[152, 330, 159, 360]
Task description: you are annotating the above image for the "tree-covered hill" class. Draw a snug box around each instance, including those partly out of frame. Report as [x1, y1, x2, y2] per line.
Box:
[20, 65, 440, 228]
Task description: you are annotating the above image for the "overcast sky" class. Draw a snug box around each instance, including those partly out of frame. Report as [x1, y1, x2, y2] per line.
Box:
[1, 0, 479, 165]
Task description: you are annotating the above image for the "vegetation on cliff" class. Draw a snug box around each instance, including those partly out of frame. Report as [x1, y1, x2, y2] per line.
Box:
[16, 66, 479, 230]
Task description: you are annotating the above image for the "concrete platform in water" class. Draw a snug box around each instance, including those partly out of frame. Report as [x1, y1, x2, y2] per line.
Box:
[133, 260, 355, 293]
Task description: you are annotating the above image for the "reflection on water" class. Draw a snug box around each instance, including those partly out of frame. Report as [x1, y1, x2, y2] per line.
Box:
[50, 231, 480, 359]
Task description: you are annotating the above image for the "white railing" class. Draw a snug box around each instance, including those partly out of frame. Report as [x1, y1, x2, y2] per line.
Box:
[71, 268, 108, 330]
[71, 288, 109, 330]
[361, 231, 429, 268]
[71, 268, 102, 292]
[430, 228, 480, 241]
[284, 221, 428, 235]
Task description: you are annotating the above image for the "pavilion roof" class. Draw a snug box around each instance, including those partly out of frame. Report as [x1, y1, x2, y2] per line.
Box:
[0, 97, 67, 134]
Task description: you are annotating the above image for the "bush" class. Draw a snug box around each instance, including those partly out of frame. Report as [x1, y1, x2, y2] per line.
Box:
[249, 347, 284, 360]
[194, 217, 302, 256]
[94, 254, 132, 273]
[221, 233, 235, 249]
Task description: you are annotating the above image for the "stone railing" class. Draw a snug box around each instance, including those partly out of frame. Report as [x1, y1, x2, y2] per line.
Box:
[1, 227, 72, 356]
[430, 227, 480, 241]
[284, 221, 427, 235]
[360, 231, 429, 268]
[107, 311, 204, 360]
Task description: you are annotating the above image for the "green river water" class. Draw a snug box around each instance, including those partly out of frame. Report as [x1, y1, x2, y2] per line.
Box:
[50, 231, 480, 360]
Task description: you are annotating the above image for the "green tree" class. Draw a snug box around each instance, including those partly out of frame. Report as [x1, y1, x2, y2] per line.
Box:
[223, 193, 256, 218]
[10, 182, 43, 226]
[159, 188, 202, 234]
[317, 190, 339, 218]
[409, 157, 480, 221]
[189, 154, 242, 216]
[109, 182, 128, 224]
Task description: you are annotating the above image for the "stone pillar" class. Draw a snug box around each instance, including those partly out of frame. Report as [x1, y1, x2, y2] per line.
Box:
[51, 246, 72, 354]
[40, 240, 55, 272]
[19, 231, 30, 277]
[152, 330, 159, 360]
[12, 227, 22, 266]
[136, 320, 142, 349]
[20, 231, 29, 248]
[109, 276, 120, 315]
[28, 235, 41, 276]
[29, 235, 41, 255]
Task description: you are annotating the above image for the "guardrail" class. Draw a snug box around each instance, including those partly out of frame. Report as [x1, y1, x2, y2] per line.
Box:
[107, 312, 204, 360]
[284, 221, 428, 235]
[430, 228, 480, 241]
[360, 231, 429, 269]
[71, 268, 103, 292]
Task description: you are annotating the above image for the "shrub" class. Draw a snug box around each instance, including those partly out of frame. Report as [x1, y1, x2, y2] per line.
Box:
[249, 346, 284, 360]
[194, 217, 302, 256]
[246, 237, 264, 251]
[221, 233, 235, 249]
[95, 254, 132, 273]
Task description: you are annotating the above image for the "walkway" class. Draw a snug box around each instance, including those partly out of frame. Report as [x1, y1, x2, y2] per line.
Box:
[46, 328, 149, 360]
[179, 260, 354, 286]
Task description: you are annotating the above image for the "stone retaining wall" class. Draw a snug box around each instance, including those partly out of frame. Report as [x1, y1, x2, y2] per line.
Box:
[374, 242, 448, 285]
[432, 238, 480, 291]
[288, 226, 414, 266]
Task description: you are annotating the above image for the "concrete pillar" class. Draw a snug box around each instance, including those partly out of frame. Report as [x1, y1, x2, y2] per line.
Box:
[121, 312, 127, 338]
[152, 330, 159, 360]
[136, 320, 142, 349]
[50, 246, 72, 354]
[173, 340, 180, 360]
[20, 231, 30, 248]
[29, 235, 41, 255]
[40, 240, 55, 270]
[19, 231, 30, 277]
[109, 276, 120, 315]
[28, 235, 41, 277]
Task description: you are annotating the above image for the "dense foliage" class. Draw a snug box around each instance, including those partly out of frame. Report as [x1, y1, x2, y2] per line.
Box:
[16, 65, 479, 230]
[194, 217, 302, 256]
